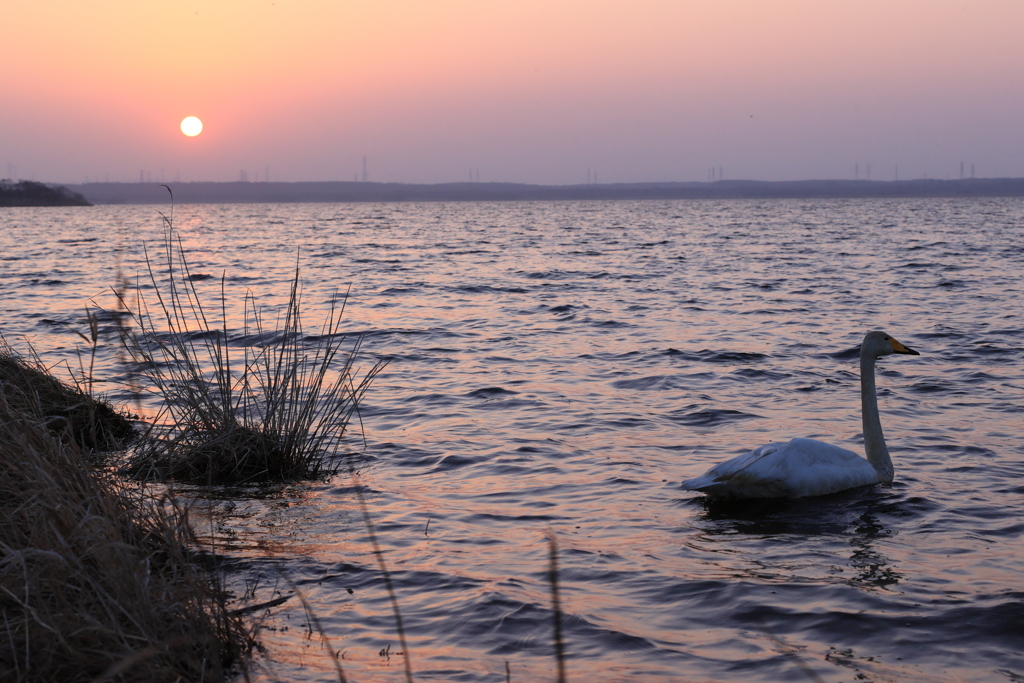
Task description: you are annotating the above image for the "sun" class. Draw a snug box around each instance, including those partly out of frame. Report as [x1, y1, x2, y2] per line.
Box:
[180, 116, 203, 137]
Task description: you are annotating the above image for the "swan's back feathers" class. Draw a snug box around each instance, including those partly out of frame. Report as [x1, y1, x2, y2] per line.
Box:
[682, 438, 881, 500]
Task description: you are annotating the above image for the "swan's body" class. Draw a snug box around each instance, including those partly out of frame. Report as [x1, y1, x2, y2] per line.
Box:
[682, 331, 919, 500]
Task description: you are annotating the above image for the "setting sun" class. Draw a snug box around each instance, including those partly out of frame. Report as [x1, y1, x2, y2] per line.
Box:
[180, 116, 203, 137]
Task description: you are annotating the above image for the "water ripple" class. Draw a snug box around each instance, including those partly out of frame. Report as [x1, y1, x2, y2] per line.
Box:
[1, 199, 1023, 681]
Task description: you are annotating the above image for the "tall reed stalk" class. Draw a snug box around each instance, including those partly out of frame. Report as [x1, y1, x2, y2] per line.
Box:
[119, 224, 386, 484]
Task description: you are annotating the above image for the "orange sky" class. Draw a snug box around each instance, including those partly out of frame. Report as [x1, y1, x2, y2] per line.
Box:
[3, 1, 1023, 183]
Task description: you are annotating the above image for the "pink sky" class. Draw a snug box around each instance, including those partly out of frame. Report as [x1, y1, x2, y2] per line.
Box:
[3, 1, 1023, 184]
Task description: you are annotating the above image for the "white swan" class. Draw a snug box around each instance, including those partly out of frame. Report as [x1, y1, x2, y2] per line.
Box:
[681, 330, 919, 500]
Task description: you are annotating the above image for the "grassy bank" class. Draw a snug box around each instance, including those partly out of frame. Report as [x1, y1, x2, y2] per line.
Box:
[0, 339, 133, 452]
[0, 348, 252, 682]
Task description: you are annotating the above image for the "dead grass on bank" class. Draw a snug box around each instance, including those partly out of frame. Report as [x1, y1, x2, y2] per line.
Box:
[119, 227, 386, 485]
[0, 386, 252, 682]
[0, 338, 133, 452]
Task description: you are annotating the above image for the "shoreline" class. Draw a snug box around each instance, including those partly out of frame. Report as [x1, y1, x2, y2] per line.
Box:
[62, 177, 1024, 205]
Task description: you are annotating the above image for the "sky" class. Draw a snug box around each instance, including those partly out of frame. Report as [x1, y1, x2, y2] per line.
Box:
[3, 1, 1023, 185]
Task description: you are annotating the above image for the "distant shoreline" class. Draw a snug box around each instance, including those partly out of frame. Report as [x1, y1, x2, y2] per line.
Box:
[0, 180, 91, 207]
[58, 177, 1024, 205]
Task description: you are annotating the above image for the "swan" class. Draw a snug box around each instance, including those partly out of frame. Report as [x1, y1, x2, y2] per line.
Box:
[681, 330, 920, 500]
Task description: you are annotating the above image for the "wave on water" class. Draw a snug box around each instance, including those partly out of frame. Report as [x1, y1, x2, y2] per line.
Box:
[2, 198, 1023, 681]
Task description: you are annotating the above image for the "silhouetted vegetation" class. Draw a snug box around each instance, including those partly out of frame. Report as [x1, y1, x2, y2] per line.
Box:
[0, 338, 133, 451]
[0, 348, 252, 682]
[0, 179, 92, 206]
[120, 228, 386, 485]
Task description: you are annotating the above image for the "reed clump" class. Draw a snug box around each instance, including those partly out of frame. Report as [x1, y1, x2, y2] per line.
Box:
[0, 338, 133, 451]
[120, 229, 386, 484]
[0, 380, 251, 682]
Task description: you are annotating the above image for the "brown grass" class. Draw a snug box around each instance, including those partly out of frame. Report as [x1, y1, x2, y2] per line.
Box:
[0, 338, 133, 452]
[0, 378, 252, 681]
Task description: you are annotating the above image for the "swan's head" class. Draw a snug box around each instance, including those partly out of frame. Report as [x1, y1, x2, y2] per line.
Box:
[862, 330, 920, 359]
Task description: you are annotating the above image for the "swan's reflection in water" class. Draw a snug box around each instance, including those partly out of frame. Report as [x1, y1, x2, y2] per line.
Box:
[848, 512, 903, 589]
[691, 486, 906, 591]
[680, 489, 919, 680]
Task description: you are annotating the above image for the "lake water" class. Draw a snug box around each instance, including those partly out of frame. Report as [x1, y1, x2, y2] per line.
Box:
[1, 198, 1022, 682]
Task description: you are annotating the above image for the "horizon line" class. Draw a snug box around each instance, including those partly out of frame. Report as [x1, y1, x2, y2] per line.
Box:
[57, 176, 1023, 187]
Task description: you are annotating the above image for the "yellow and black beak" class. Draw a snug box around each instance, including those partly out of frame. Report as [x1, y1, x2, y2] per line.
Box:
[890, 337, 920, 355]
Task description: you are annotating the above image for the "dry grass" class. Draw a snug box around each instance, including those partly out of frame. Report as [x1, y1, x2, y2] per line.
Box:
[0, 338, 133, 452]
[0, 380, 252, 682]
[119, 227, 386, 484]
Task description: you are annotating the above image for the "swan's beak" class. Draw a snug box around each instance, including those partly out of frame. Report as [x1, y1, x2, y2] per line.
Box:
[890, 338, 920, 355]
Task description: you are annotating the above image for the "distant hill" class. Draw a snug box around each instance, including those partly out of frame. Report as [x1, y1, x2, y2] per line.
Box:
[0, 180, 92, 207]
[59, 177, 1024, 205]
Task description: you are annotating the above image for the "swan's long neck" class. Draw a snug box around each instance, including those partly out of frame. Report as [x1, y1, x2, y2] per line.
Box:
[860, 352, 894, 482]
